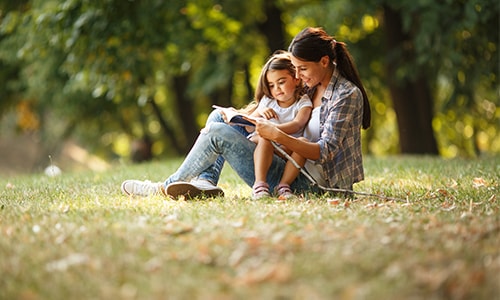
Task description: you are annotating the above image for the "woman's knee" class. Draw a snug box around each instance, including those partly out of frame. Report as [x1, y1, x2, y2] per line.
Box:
[206, 109, 224, 124]
[202, 121, 233, 137]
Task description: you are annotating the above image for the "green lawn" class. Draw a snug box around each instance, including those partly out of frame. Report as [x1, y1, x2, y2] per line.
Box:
[1, 155, 499, 300]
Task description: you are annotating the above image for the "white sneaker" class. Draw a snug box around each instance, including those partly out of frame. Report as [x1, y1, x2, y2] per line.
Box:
[121, 180, 161, 197]
[166, 179, 224, 199]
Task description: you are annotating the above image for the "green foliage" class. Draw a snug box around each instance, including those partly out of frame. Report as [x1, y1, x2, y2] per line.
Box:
[0, 156, 498, 299]
[297, 0, 499, 156]
[0, 0, 498, 162]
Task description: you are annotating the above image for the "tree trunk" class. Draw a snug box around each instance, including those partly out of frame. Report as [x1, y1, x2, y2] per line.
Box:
[149, 98, 184, 154]
[258, 1, 285, 52]
[172, 74, 199, 151]
[383, 5, 439, 154]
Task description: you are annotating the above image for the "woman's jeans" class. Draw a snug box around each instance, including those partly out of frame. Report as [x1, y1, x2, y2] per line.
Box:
[164, 110, 317, 193]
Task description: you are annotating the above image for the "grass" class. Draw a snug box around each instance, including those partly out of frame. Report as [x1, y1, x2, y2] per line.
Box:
[1, 155, 499, 300]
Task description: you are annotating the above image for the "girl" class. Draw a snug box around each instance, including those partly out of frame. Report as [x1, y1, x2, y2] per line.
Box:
[245, 51, 312, 199]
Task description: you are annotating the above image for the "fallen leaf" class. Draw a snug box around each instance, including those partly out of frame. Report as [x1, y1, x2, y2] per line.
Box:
[327, 198, 341, 205]
[162, 220, 193, 235]
[488, 194, 496, 203]
[447, 179, 458, 189]
[244, 235, 261, 249]
[235, 263, 292, 285]
[45, 253, 89, 272]
[473, 177, 488, 188]
[277, 195, 287, 201]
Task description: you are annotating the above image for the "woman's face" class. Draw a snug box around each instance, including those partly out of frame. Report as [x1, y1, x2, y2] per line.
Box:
[266, 69, 299, 105]
[290, 55, 329, 88]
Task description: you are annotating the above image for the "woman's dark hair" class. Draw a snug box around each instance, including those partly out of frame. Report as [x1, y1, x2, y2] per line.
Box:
[288, 27, 371, 129]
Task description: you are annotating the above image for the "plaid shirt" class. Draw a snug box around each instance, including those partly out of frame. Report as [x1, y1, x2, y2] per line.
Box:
[315, 68, 364, 189]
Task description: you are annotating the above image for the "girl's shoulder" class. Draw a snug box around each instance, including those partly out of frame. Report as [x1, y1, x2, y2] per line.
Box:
[296, 94, 313, 108]
[259, 96, 274, 106]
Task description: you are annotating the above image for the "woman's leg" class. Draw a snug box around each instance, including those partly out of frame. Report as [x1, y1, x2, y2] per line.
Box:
[194, 109, 249, 184]
[164, 122, 258, 187]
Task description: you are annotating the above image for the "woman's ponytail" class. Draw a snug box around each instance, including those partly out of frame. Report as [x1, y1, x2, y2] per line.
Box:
[334, 42, 371, 129]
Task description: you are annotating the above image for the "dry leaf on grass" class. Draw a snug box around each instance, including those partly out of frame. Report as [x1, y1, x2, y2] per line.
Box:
[472, 177, 488, 188]
[234, 262, 292, 285]
[162, 220, 193, 235]
[45, 253, 89, 272]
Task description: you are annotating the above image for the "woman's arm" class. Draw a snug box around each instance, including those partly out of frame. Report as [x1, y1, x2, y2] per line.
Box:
[255, 120, 320, 160]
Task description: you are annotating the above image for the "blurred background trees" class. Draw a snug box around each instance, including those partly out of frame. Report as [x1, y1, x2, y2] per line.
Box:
[0, 0, 498, 172]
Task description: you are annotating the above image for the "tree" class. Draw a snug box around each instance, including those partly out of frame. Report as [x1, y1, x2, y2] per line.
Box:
[0, 0, 497, 167]
[382, 4, 438, 154]
[287, 0, 498, 155]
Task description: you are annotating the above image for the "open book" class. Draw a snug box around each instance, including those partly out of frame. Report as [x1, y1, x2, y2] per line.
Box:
[212, 105, 259, 127]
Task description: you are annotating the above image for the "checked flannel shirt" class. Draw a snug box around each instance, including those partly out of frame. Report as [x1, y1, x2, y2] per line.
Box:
[315, 68, 365, 189]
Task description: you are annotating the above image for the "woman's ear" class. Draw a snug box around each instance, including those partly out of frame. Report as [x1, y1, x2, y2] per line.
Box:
[320, 55, 330, 68]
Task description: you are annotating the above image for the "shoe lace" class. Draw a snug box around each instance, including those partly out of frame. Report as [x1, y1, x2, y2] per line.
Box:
[135, 180, 158, 195]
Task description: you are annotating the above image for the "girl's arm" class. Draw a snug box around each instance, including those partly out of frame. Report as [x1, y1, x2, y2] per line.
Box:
[275, 106, 312, 135]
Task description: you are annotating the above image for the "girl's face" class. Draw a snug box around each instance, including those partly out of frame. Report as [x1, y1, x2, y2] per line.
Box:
[266, 69, 299, 106]
[290, 55, 330, 88]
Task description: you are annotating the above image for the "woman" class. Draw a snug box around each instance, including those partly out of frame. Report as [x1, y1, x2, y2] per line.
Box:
[121, 27, 370, 198]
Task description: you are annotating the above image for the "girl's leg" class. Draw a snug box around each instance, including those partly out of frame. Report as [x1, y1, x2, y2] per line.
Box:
[252, 137, 274, 199]
[279, 152, 306, 185]
[253, 138, 274, 184]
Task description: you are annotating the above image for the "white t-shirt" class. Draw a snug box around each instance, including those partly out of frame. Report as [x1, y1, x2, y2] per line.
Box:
[256, 95, 312, 137]
[303, 107, 327, 186]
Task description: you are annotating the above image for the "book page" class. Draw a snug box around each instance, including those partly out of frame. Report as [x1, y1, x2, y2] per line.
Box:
[212, 105, 257, 126]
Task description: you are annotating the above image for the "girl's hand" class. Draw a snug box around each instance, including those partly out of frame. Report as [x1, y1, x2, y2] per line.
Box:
[258, 108, 278, 120]
[219, 107, 237, 123]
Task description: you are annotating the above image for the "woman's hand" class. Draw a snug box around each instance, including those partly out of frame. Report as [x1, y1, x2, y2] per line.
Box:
[256, 118, 321, 161]
[255, 119, 280, 141]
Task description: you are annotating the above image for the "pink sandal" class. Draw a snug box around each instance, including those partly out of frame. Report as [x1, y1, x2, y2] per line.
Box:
[252, 181, 270, 200]
[276, 184, 295, 200]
